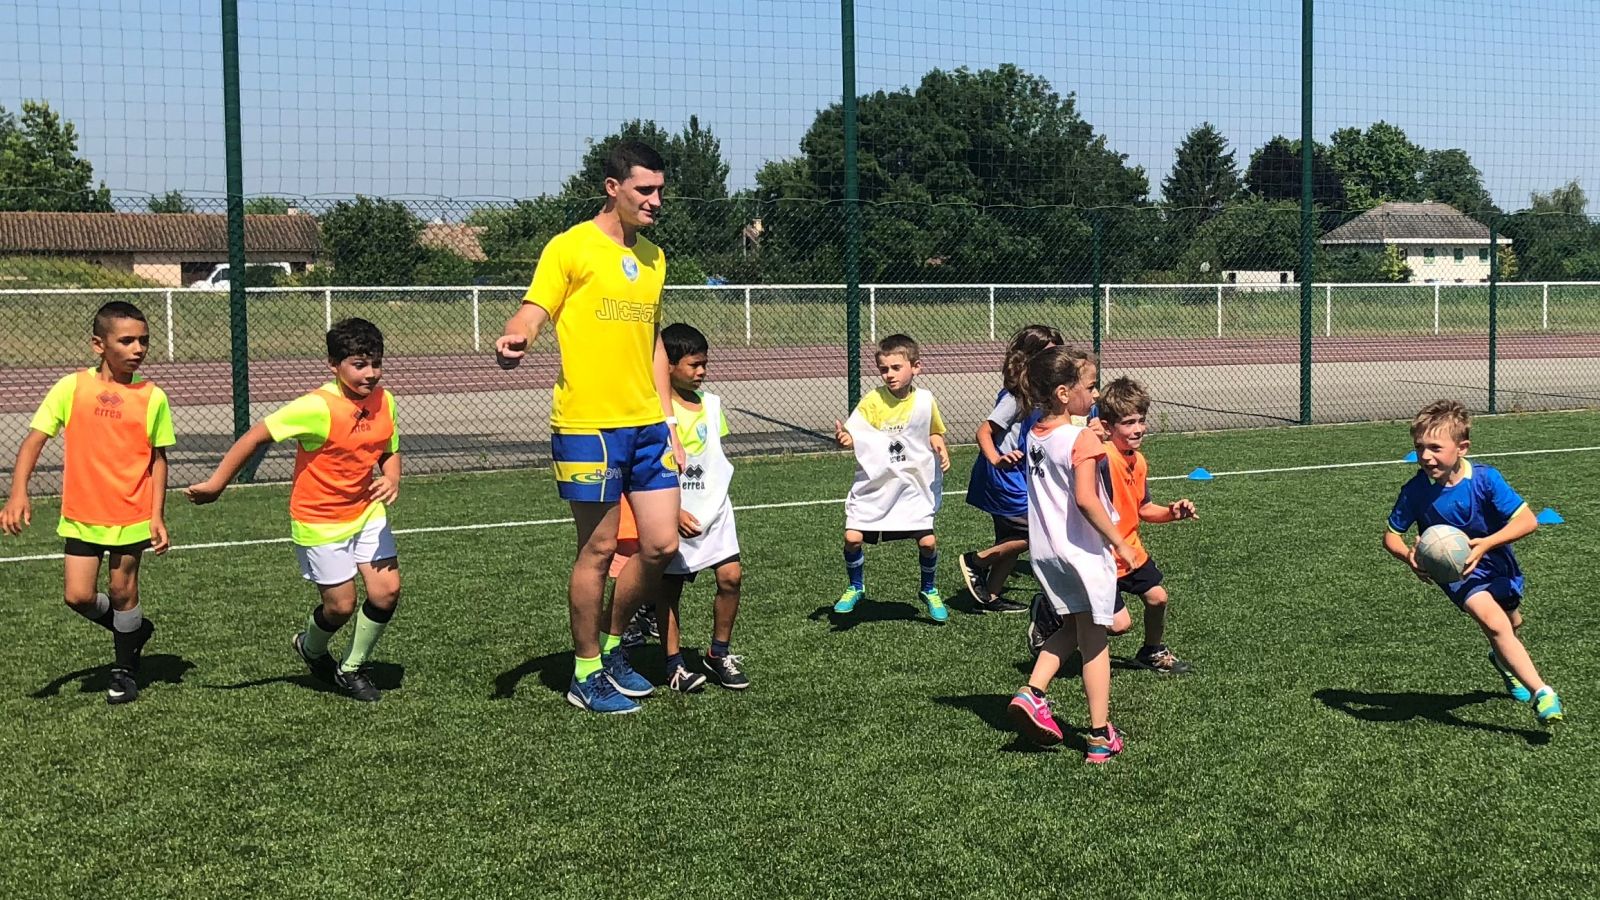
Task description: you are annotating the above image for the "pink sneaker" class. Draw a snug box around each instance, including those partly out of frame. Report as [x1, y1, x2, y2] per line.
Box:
[1084, 723, 1124, 764]
[1007, 689, 1064, 745]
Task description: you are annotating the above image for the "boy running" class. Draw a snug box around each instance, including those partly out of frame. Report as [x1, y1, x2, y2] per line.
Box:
[833, 333, 952, 622]
[1384, 400, 1563, 724]
[186, 318, 401, 703]
[2, 302, 173, 704]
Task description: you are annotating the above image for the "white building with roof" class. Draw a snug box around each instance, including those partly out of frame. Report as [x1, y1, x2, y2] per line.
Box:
[1319, 200, 1511, 284]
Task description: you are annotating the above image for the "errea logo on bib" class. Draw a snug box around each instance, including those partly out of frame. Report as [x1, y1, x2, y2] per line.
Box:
[621, 256, 639, 280]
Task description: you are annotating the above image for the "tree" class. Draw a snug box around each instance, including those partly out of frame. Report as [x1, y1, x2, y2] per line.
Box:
[319, 196, 424, 285]
[1326, 121, 1426, 209]
[1380, 244, 1412, 282]
[1244, 136, 1347, 212]
[754, 64, 1150, 282]
[1502, 180, 1597, 280]
[1497, 245, 1519, 280]
[0, 100, 112, 212]
[1420, 149, 1496, 219]
[1177, 199, 1302, 275]
[1162, 123, 1241, 225]
[1529, 179, 1587, 217]
[244, 197, 291, 215]
[147, 191, 192, 214]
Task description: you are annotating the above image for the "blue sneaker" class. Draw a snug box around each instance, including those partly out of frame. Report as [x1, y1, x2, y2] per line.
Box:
[1533, 686, 1564, 724]
[1488, 651, 1532, 702]
[921, 587, 949, 623]
[567, 671, 640, 714]
[602, 650, 654, 699]
[834, 586, 865, 614]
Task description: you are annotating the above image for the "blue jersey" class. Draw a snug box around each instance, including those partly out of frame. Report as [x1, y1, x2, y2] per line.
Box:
[966, 390, 1041, 519]
[1388, 460, 1529, 600]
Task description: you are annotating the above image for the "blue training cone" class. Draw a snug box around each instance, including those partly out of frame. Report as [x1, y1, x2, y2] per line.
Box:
[1187, 467, 1214, 481]
[1536, 507, 1564, 525]
[1403, 450, 1418, 463]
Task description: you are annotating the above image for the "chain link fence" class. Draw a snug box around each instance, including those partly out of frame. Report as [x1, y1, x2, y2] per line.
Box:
[4, 2, 1600, 490]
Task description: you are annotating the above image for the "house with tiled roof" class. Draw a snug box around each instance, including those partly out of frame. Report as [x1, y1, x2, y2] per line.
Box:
[0, 211, 321, 287]
[1319, 201, 1510, 284]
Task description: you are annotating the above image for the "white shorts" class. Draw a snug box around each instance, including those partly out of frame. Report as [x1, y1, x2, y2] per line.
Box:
[1032, 556, 1118, 626]
[294, 517, 398, 586]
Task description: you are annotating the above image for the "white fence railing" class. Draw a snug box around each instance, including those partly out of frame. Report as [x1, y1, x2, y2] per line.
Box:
[3, 281, 1595, 360]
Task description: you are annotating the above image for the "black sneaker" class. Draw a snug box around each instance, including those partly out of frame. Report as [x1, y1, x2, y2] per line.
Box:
[128, 619, 155, 670]
[976, 595, 1029, 614]
[702, 653, 750, 690]
[1027, 592, 1063, 657]
[621, 604, 659, 649]
[106, 667, 139, 705]
[292, 632, 339, 684]
[957, 552, 989, 601]
[1134, 644, 1192, 675]
[333, 666, 382, 702]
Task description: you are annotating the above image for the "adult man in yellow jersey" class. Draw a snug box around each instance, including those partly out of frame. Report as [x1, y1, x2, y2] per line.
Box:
[496, 141, 685, 715]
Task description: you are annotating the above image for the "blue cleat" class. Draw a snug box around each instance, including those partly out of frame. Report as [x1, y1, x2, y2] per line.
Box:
[567, 671, 641, 714]
[1533, 686, 1564, 725]
[601, 649, 655, 699]
[1488, 650, 1532, 703]
[921, 587, 950, 623]
[834, 586, 865, 614]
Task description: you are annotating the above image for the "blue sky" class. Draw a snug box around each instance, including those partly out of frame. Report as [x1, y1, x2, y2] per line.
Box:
[2, 0, 1596, 211]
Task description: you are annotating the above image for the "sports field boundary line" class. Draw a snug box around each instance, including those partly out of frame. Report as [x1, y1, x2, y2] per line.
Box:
[2, 444, 1595, 564]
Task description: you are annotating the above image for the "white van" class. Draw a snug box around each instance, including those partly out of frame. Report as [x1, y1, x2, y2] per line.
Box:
[189, 262, 293, 290]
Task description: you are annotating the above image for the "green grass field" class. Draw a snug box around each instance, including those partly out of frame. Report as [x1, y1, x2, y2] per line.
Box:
[4, 283, 1599, 366]
[3, 413, 1599, 898]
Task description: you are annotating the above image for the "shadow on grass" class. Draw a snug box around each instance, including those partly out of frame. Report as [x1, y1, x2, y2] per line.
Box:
[932, 693, 1075, 754]
[491, 651, 573, 700]
[807, 598, 938, 632]
[32, 653, 195, 698]
[1314, 688, 1550, 746]
[206, 662, 406, 696]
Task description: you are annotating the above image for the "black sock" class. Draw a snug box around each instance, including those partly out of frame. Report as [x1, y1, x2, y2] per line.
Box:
[1090, 725, 1110, 739]
[361, 599, 396, 624]
[111, 606, 145, 670]
[1027, 685, 1046, 699]
[312, 605, 340, 633]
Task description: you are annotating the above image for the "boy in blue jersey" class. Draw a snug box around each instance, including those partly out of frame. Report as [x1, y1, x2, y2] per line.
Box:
[1383, 400, 1562, 724]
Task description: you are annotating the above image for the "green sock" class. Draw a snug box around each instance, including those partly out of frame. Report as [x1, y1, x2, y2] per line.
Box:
[600, 632, 622, 655]
[574, 655, 603, 681]
[339, 602, 394, 674]
[302, 606, 338, 657]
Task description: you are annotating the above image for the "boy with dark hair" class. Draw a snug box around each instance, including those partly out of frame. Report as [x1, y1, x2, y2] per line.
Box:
[3, 301, 174, 704]
[187, 318, 403, 703]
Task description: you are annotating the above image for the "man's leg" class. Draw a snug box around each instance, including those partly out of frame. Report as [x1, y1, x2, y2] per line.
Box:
[569, 501, 622, 664]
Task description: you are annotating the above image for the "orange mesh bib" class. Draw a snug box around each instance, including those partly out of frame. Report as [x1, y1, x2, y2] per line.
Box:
[289, 389, 394, 524]
[61, 371, 158, 527]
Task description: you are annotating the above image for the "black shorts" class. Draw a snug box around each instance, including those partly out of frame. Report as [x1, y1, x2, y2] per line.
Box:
[992, 515, 1028, 544]
[64, 537, 150, 558]
[665, 554, 741, 584]
[1117, 557, 1164, 598]
[858, 529, 934, 545]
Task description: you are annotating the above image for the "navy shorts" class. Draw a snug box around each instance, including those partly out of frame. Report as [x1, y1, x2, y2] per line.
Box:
[1117, 557, 1165, 598]
[551, 422, 679, 503]
[1444, 574, 1523, 613]
[992, 515, 1028, 544]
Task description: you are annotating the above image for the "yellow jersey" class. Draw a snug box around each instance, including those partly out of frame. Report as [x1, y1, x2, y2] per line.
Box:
[524, 220, 667, 429]
[853, 386, 947, 435]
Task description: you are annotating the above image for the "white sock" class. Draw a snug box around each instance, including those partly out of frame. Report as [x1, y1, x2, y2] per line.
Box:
[112, 604, 143, 634]
[73, 591, 111, 620]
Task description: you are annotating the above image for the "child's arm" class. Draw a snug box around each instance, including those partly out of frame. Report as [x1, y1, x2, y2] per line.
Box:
[833, 418, 854, 449]
[1382, 528, 1430, 582]
[976, 421, 1022, 468]
[1072, 455, 1138, 570]
[654, 331, 686, 472]
[149, 447, 170, 554]
[931, 432, 950, 472]
[184, 422, 275, 504]
[1462, 506, 1537, 575]
[369, 451, 402, 505]
[0, 430, 49, 535]
[1140, 497, 1197, 524]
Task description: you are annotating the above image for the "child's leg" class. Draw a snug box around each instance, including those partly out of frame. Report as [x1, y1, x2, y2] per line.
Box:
[981, 540, 1027, 599]
[660, 576, 686, 667]
[62, 553, 112, 629]
[1108, 597, 1132, 636]
[105, 549, 151, 671]
[1028, 618, 1081, 692]
[917, 533, 939, 593]
[1140, 585, 1170, 646]
[306, 578, 359, 659]
[843, 531, 866, 589]
[709, 560, 741, 654]
[608, 490, 678, 644]
[1076, 614, 1111, 729]
[341, 558, 400, 674]
[1463, 592, 1546, 693]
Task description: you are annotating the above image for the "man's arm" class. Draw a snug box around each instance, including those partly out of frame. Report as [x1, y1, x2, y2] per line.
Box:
[495, 302, 551, 368]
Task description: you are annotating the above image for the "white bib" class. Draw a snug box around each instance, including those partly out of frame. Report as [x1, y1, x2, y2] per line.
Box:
[1025, 421, 1118, 624]
[671, 392, 740, 574]
[844, 388, 943, 532]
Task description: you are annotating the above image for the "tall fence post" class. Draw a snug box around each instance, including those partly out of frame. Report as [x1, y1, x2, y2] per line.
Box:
[1324, 283, 1331, 337]
[1091, 212, 1103, 356]
[744, 286, 752, 345]
[471, 287, 481, 352]
[1297, 0, 1315, 425]
[987, 285, 995, 341]
[840, 0, 862, 413]
[164, 289, 175, 361]
[1215, 283, 1223, 338]
[1542, 282, 1549, 330]
[324, 287, 333, 331]
[1488, 220, 1499, 414]
[1433, 283, 1440, 335]
[221, 0, 254, 480]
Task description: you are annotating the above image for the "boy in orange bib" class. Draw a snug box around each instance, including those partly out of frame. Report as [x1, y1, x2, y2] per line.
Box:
[187, 318, 401, 703]
[3, 302, 174, 705]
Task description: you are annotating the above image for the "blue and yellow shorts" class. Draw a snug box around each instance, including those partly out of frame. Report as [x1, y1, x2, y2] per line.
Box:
[551, 422, 678, 503]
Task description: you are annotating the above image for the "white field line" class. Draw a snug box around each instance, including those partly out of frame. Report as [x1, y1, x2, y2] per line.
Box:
[3, 445, 1596, 564]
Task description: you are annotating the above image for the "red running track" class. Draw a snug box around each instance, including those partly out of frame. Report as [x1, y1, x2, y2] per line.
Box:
[3, 333, 1598, 413]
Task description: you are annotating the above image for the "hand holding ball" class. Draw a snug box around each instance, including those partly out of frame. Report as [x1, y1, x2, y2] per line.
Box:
[1415, 525, 1472, 584]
